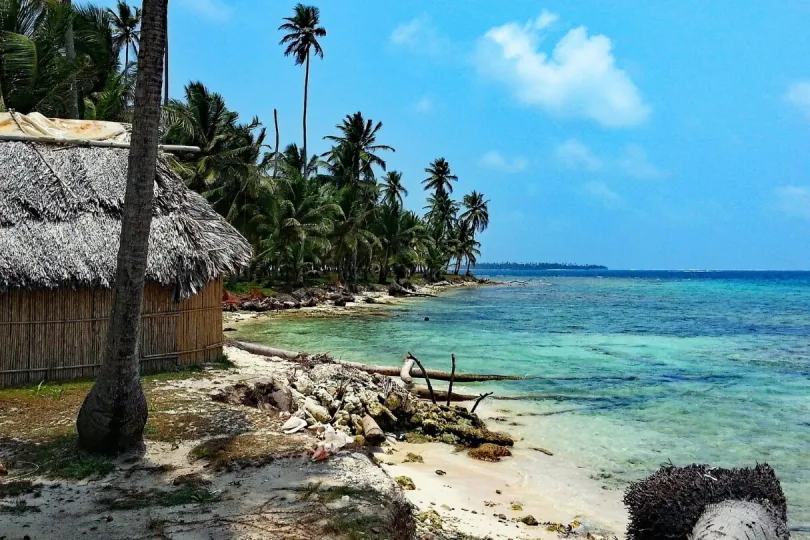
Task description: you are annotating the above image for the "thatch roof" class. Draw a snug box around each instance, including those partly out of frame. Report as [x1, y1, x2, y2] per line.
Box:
[0, 140, 252, 298]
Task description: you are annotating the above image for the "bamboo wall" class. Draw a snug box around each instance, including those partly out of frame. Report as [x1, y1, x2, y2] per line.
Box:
[0, 278, 224, 388]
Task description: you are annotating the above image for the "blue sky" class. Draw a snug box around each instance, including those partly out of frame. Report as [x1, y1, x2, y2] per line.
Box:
[104, 0, 810, 269]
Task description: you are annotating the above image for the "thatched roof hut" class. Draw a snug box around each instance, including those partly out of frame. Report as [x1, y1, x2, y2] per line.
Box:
[0, 113, 252, 387]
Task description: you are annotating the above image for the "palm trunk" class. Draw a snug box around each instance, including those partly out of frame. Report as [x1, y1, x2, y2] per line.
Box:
[125, 44, 129, 72]
[302, 51, 309, 175]
[63, 0, 79, 119]
[76, 0, 168, 455]
[379, 245, 390, 283]
[163, 10, 169, 106]
[465, 258, 471, 275]
[273, 108, 280, 178]
[453, 258, 462, 275]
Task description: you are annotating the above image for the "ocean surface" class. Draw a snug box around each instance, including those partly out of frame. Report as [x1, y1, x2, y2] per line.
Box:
[234, 270, 810, 532]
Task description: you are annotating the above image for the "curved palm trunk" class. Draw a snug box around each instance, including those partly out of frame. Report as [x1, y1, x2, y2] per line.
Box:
[302, 51, 309, 175]
[76, 0, 168, 455]
[465, 257, 471, 275]
[63, 0, 79, 119]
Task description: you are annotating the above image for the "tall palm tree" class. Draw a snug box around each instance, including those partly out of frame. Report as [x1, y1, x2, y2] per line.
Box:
[460, 190, 489, 234]
[108, 0, 140, 70]
[77, 0, 168, 454]
[423, 157, 457, 196]
[380, 170, 407, 209]
[279, 4, 326, 172]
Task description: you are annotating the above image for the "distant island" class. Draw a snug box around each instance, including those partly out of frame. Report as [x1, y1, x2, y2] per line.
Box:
[475, 262, 608, 270]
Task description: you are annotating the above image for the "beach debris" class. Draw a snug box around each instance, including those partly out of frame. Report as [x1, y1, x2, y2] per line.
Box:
[311, 447, 329, 462]
[435, 470, 446, 476]
[361, 415, 386, 446]
[211, 378, 297, 413]
[403, 452, 423, 463]
[281, 416, 307, 434]
[511, 503, 523, 511]
[468, 444, 512, 462]
[521, 515, 539, 526]
[446, 354, 457, 407]
[624, 463, 787, 540]
[532, 447, 554, 456]
[407, 353, 436, 404]
[471, 392, 494, 414]
[416, 509, 443, 529]
[496, 489, 502, 495]
[395, 476, 416, 490]
[0, 463, 7, 475]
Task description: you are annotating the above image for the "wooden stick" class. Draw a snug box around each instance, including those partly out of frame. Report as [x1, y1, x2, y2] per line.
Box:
[471, 392, 494, 414]
[446, 353, 456, 407]
[407, 352, 436, 404]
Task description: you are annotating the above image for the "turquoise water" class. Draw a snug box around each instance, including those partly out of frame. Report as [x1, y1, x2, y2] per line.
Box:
[235, 271, 810, 532]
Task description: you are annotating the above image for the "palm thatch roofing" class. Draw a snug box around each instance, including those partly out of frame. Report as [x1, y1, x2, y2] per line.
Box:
[0, 139, 252, 298]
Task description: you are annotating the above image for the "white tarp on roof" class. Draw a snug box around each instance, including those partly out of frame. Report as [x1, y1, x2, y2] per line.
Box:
[0, 112, 130, 142]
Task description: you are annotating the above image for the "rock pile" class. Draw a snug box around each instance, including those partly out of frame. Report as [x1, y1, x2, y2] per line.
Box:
[211, 360, 514, 449]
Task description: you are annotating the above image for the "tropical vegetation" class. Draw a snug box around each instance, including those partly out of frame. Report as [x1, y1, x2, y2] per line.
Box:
[0, 0, 491, 288]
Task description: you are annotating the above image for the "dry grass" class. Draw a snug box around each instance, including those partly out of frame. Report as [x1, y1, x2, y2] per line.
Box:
[188, 433, 311, 471]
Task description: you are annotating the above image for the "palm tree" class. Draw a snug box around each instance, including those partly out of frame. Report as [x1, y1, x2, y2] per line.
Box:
[324, 112, 394, 186]
[163, 81, 265, 191]
[76, 0, 168, 454]
[0, 0, 79, 115]
[459, 227, 481, 275]
[279, 4, 326, 172]
[423, 157, 457, 196]
[256, 148, 340, 285]
[108, 0, 140, 70]
[460, 191, 489, 234]
[380, 171, 407, 209]
[83, 70, 134, 121]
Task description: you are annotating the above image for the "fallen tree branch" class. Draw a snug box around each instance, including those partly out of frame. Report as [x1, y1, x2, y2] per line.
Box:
[231, 341, 523, 382]
[412, 385, 477, 402]
[471, 392, 494, 414]
[446, 353, 456, 407]
[407, 352, 435, 404]
[335, 360, 522, 382]
[361, 415, 385, 446]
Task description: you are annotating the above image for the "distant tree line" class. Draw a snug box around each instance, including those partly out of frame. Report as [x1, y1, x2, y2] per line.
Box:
[475, 262, 608, 270]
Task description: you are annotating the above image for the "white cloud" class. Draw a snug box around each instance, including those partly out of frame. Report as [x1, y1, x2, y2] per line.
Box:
[774, 186, 810, 219]
[476, 12, 650, 128]
[583, 181, 623, 208]
[555, 139, 602, 171]
[413, 97, 432, 112]
[785, 81, 810, 120]
[619, 144, 663, 179]
[176, 0, 231, 20]
[479, 151, 529, 173]
[534, 10, 559, 30]
[390, 16, 449, 55]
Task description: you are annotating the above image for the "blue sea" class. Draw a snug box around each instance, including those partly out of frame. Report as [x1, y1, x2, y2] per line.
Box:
[234, 270, 810, 532]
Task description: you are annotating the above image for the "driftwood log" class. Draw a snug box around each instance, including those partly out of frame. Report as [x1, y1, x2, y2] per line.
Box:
[231, 341, 522, 382]
[412, 385, 478, 402]
[361, 415, 386, 446]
